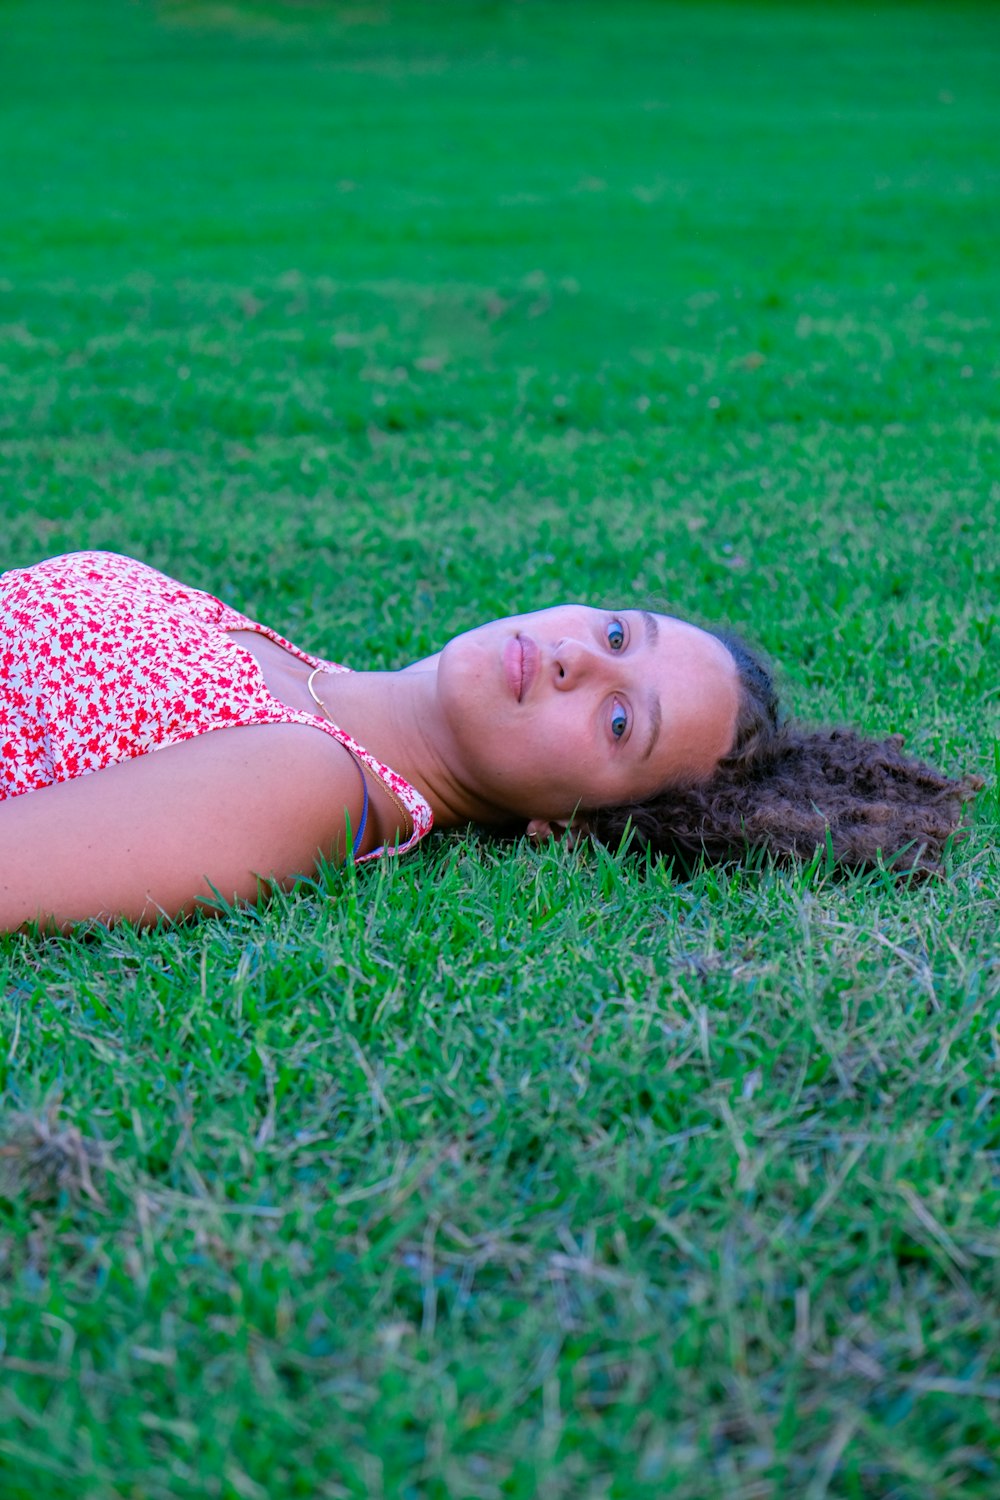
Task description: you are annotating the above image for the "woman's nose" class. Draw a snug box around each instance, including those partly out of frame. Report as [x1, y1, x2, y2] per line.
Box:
[552, 637, 603, 688]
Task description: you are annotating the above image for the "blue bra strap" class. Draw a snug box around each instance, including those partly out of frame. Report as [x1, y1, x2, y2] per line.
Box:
[351, 756, 370, 857]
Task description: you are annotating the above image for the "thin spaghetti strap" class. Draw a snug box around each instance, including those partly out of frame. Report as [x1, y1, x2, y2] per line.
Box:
[351, 759, 369, 858]
[306, 664, 412, 850]
[304, 665, 369, 855]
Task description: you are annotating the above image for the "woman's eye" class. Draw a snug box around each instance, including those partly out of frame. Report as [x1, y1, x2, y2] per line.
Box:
[611, 702, 629, 739]
[607, 619, 626, 652]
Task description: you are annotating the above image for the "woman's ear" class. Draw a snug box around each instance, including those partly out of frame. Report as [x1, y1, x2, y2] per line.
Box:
[525, 817, 591, 847]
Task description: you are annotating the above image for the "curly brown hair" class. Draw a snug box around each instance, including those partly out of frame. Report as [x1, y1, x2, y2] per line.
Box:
[590, 634, 983, 877]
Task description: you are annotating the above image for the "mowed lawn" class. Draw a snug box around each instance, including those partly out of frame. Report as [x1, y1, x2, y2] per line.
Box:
[1, 1, 999, 1496]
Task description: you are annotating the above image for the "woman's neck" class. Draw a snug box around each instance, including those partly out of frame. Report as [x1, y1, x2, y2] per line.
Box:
[312, 666, 485, 829]
[226, 630, 499, 829]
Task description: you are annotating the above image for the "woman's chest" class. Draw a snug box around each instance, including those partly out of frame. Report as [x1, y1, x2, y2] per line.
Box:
[226, 630, 327, 718]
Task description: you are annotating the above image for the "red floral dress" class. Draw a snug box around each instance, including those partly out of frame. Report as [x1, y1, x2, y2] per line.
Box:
[0, 551, 432, 862]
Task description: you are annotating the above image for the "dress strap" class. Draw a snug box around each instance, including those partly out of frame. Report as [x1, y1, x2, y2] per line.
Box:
[305, 665, 370, 855]
[351, 758, 369, 858]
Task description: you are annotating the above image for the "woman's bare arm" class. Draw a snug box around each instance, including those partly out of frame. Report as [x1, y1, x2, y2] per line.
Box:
[0, 724, 365, 932]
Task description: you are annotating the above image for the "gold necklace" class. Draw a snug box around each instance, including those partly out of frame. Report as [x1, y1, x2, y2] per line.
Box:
[305, 665, 411, 837]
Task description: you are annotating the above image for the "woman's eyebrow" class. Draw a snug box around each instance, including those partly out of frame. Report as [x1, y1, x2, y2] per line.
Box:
[633, 612, 662, 760]
[638, 609, 659, 647]
[642, 689, 662, 762]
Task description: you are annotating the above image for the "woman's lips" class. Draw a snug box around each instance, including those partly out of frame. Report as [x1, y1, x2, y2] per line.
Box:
[503, 633, 539, 701]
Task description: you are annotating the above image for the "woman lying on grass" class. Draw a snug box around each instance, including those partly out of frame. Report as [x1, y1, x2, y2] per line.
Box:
[0, 551, 981, 931]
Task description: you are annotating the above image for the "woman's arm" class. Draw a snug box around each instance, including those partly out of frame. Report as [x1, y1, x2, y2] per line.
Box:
[0, 724, 365, 932]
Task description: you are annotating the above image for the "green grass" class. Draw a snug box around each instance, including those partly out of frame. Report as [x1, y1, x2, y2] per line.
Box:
[1, 0, 999, 1495]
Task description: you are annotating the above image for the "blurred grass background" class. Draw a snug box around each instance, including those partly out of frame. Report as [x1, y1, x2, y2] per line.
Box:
[1, 1, 998, 1496]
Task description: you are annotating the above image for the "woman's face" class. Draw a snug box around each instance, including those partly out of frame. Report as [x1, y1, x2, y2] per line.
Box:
[433, 604, 740, 823]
